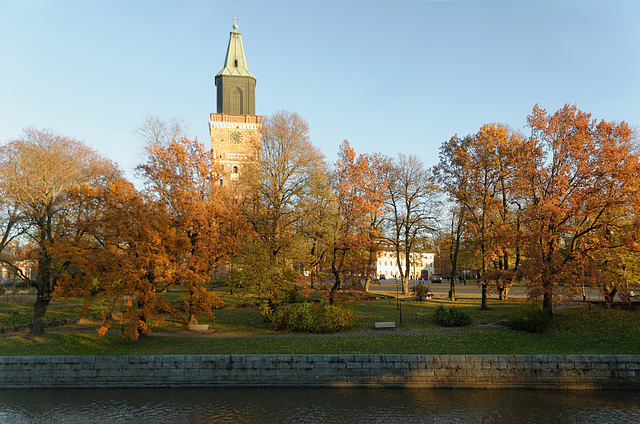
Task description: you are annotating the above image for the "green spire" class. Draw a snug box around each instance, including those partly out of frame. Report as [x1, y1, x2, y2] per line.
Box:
[216, 17, 256, 80]
[215, 16, 257, 115]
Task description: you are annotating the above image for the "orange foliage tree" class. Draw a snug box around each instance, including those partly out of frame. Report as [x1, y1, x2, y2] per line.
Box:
[56, 137, 233, 339]
[436, 123, 528, 308]
[328, 141, 389, 301]
[56, 180, 175, 339]
[0, 128, 120, 335]
[137, 137, 233, 327]
[518, 104, 640, 315]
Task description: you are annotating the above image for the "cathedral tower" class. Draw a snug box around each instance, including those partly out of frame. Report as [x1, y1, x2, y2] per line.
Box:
[209, 17, 262, 186]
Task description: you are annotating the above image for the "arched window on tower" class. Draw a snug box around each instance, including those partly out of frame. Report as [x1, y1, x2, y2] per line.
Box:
[231, 87, 243, 114]
[234, 59, 238, 67]
[232, 166, 238, 174]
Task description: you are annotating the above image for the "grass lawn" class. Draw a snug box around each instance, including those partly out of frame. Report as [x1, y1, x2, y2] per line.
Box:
[1, 295, 638, 356]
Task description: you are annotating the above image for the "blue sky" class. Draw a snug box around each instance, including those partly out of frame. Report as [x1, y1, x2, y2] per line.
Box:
[1, 0, 638, 181]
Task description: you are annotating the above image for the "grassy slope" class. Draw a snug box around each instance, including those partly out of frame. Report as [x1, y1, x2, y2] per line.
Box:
[0, 297, 638, 356]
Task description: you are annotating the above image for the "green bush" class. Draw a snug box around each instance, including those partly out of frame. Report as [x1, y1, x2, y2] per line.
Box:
[508, 309, 553, 333]
[319, 304, 356, 332]
[433, 305, 472, 327]
[268, 302, 355, 333]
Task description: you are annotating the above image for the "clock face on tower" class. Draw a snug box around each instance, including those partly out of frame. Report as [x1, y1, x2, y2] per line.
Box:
[229, 130, 244, 145]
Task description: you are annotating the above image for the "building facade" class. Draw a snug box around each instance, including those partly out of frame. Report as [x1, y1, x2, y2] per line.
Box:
[375, 250, 435, 280]
[0, 260, 34, 285]
[209, 18, 262, 186]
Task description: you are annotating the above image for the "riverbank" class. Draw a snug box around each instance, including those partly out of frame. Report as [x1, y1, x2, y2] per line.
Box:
[1, 353, 638, 390]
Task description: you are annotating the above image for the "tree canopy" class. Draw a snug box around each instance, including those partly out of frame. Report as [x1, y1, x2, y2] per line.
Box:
[3, 104, 637, 337]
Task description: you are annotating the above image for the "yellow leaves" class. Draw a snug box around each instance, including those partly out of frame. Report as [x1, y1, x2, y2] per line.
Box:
[123, 296, 133, 308]
[97, 325, 109, 340]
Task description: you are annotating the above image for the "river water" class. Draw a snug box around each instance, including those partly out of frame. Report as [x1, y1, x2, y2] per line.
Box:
[0, 388, 638, 423]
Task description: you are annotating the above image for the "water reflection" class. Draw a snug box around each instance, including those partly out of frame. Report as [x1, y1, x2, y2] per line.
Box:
[0, 388, 638, 424]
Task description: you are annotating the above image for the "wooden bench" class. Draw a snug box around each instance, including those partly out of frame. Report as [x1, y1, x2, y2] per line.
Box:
[375, 322, 396, 329]
[188, 324, 209, 332]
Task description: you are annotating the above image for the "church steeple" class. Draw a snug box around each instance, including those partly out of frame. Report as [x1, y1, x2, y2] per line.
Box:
[215, 17, 256, 115]
[209, 16, 262, 188]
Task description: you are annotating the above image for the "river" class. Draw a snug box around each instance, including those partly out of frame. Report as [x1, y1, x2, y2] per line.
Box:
[0, 388, 638, 423]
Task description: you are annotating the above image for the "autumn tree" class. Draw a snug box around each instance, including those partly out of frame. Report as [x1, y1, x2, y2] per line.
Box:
[136, 115, 190, 147]
[0, 174, 27, 279]
[518, 104, 640, 315]
[435, 124, 526, 308]
[383, 154, 438, 294]
[327, 141, 390, 301]
[359, 152, 391, 291]
[237, 111, 328, 302]
[447, 205, 466, 301]
[55, 180, 175, 339]
[136, 137, 230, 327]
[298, 170, 337, 289]
[56, 137, 232, 339]
[0, 128, 120, 335]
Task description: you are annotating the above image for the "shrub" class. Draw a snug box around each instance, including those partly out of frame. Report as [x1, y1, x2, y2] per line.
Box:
[433, 305, 472, 327]
[412, 284, 432, 301]
[508, 309, 553, 333]
[266, 302, 355, 333]
[283, 284, 302, 304]
[319, 304, 355, 332]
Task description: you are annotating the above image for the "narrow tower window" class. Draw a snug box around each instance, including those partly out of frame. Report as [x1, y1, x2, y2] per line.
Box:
[234, 59, 238, 67]
[231, 88, 243, 114]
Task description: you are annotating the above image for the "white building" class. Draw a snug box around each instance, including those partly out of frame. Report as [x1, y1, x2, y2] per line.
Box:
[0, 260, 33, 284]
[375, 250, 434, 280]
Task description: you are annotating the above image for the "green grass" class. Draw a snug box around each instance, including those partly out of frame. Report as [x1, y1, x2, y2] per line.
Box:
[1, 296, 639, 356]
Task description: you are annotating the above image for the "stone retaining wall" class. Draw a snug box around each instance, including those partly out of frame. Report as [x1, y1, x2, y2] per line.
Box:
[1, 354, 638, 389]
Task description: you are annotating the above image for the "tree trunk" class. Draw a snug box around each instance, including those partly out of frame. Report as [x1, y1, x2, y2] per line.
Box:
[449, 211, 463, 302]
[481, 283, 488, 310]
[137, 318, 148, 339]
[603, 286, 617, 307]
[364, 248, 376, 293]
[401, 275, 409, 295]
[542, 284, 553, 316]
[329, 280, 340, 304]
[330, 255, 342, 305]
[329, 248, 344, 304]
[30, 287, 50, 336]
[449, 276, 456, 301]
[29, 251, 53, 336]
[480, 240, 488, 310]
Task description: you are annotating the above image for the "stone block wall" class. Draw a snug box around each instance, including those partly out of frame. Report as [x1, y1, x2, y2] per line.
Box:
[0, 354, 638, 389]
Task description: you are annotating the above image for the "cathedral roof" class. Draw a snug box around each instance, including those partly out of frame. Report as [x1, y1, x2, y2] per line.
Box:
[216, 22, 256, 80]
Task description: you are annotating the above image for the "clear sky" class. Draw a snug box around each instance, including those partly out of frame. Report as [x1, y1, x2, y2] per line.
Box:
[1, 0, 638, 181]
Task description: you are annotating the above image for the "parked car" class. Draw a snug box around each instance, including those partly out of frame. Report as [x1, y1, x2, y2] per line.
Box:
[431, 273, 442, 283]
